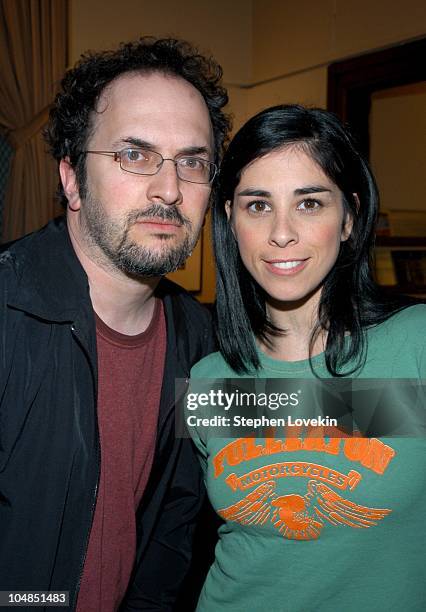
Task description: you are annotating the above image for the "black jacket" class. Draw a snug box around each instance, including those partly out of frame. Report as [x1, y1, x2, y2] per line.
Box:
[0, 218, 214, 611]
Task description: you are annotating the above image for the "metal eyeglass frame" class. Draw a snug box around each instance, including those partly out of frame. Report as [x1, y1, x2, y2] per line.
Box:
[84, 148, 217, 184]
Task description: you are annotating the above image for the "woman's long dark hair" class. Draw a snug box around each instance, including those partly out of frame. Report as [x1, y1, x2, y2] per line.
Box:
[213, 104, 410, 375]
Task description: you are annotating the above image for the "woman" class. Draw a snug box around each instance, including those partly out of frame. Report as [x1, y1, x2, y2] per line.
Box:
[188, 105, 425, 611]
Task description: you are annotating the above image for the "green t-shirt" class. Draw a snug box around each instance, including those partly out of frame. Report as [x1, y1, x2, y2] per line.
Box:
[189, 305, 426, 612]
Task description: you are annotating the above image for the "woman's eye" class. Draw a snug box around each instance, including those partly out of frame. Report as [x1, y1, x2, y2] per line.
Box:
[297, 199, 321, 212]
[248, 200, 271, 213]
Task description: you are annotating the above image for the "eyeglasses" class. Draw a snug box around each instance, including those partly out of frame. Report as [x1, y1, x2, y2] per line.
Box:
[84, 147, 217, 184]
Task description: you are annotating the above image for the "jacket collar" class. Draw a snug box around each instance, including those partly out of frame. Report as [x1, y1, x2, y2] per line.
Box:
[7, 217, 91, 323]
[6, 216, 199, 434]
[7, 218, 194, 379]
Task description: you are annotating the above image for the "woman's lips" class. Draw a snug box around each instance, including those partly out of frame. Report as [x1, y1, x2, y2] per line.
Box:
[264, 258, 309, 275]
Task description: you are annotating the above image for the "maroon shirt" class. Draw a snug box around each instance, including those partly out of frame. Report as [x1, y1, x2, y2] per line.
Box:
[76, 299, 166, 612]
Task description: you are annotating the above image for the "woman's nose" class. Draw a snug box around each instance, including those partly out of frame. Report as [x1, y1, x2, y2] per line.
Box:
[268, 212, 299, 247]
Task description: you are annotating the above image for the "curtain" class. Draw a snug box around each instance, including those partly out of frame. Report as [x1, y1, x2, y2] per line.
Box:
[0, 136, 12, 237]
[0, 0, 67, 242]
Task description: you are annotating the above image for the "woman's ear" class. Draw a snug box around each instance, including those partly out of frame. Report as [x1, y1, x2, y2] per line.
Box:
[225, 200, 236, 238]
[341, 212, 353, 241]
[341, 193, 358, 241]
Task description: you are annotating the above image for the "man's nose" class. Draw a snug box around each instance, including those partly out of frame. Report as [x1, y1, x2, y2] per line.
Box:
[146, 159, 183, 206]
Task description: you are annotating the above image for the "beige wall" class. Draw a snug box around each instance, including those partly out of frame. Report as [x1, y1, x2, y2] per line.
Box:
[247, 66, 328, 118]
[69, 0, 426, 301]
[70, 0, 252, 84]
[370, 82, 426, 212]
[251, 0, 426, 82]
[246, 0, 426, 114]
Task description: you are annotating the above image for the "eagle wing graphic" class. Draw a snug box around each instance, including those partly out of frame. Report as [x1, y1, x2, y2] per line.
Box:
[307, 480, 392, 528]
[218, 481, 276, 526]
[217, 479, 391, 539]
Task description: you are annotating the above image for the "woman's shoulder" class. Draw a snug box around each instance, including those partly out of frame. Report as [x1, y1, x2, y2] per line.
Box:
[372, 304, 426, 336]
[364, 304, 426, 377]
[191, 351, 237, 378]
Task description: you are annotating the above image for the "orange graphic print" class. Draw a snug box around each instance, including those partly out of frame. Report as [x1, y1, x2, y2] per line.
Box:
[225, 461, 361, 492]
[218, 479, 391, 540]
[213, 434, 396, 477]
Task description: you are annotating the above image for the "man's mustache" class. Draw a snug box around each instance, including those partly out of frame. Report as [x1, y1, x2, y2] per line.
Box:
[128, 204, 192, 228]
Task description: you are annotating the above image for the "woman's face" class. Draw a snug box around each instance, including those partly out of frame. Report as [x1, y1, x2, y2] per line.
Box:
[227, 146, 353, 307]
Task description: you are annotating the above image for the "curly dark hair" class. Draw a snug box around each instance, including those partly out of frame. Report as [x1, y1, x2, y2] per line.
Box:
[45, 37, 231, 207]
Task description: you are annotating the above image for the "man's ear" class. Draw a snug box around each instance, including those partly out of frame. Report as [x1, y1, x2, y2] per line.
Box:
[59, 158, 81, 212]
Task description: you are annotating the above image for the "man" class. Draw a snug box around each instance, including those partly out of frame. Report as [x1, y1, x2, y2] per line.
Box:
[0, 38, 230, 611]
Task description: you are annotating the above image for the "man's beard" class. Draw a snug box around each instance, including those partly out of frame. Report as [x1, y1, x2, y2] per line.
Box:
[81, 193, 198, 277]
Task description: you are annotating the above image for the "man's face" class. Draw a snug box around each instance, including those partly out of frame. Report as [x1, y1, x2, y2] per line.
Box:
[64, 72, 214, 277]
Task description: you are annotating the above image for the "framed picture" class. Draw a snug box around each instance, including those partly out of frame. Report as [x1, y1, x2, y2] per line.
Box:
[167, 234, 202, 292]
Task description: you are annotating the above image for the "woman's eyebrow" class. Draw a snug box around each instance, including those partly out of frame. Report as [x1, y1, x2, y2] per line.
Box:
[294, 185, 332, 195]
[237, 186, 333, 197]
[237, 188, 271, 197]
